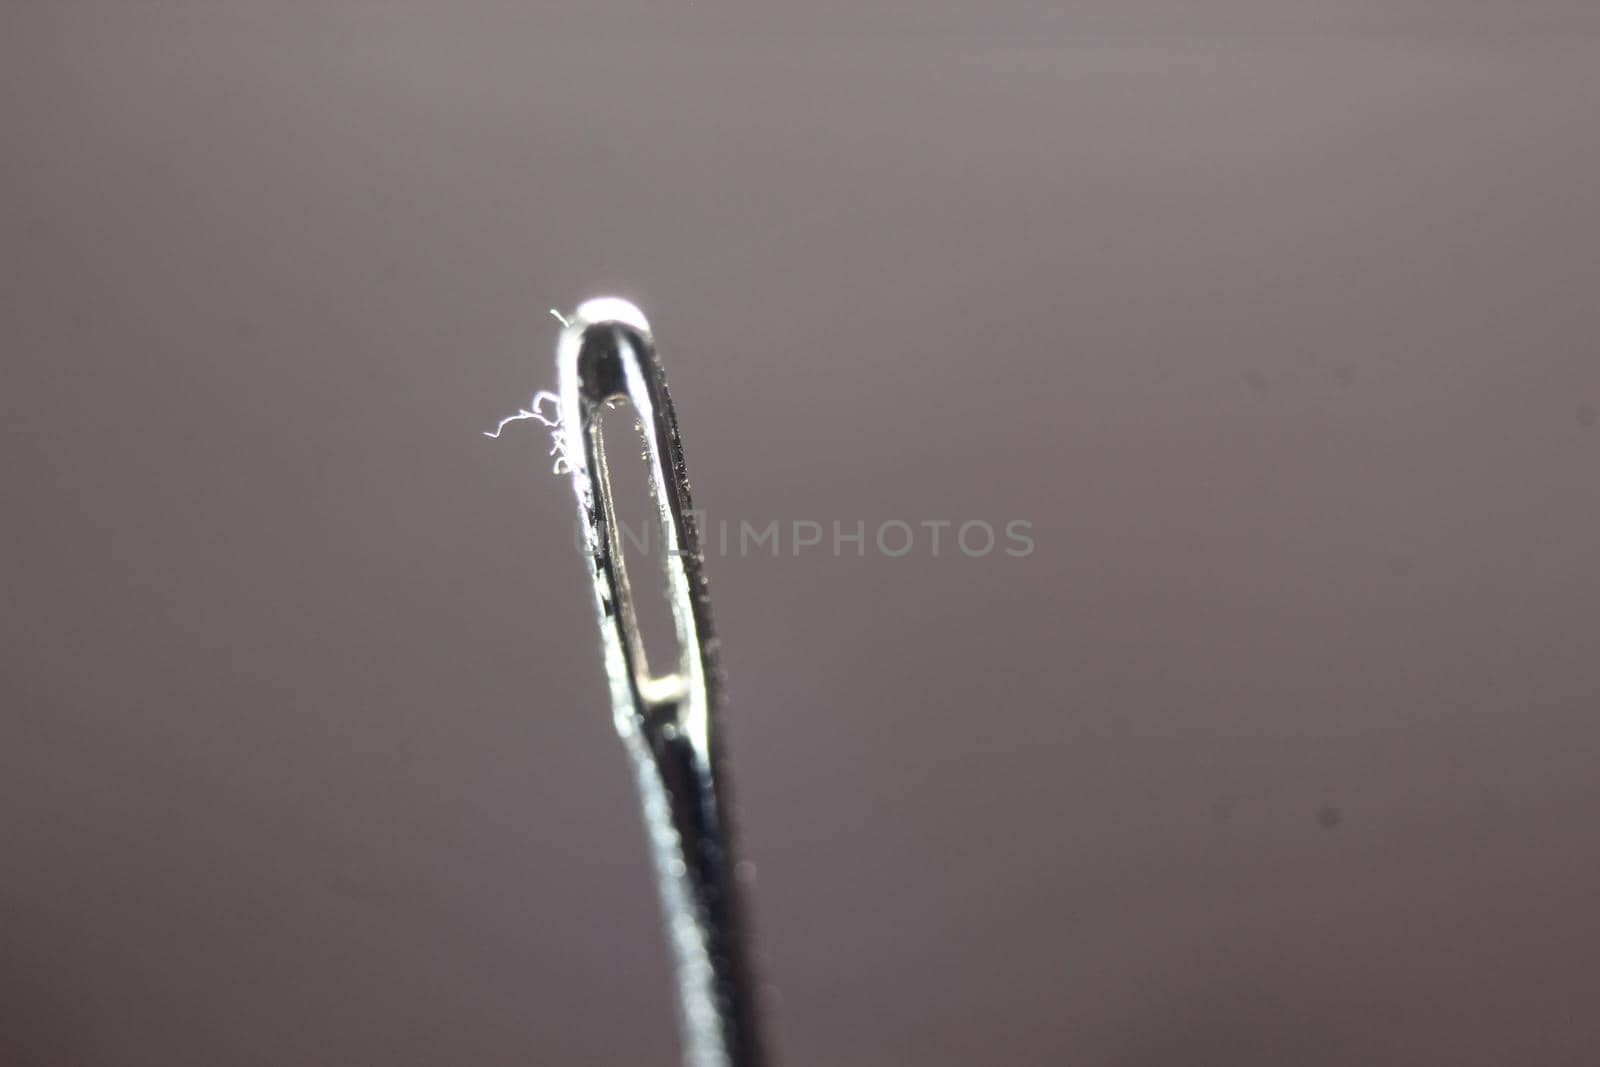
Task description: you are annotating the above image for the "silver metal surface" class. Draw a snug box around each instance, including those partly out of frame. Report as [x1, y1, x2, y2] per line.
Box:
[554, 298, 765, 1067]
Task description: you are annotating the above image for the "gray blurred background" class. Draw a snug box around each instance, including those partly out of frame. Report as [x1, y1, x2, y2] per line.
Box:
[4, 3, 1599, 1064]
